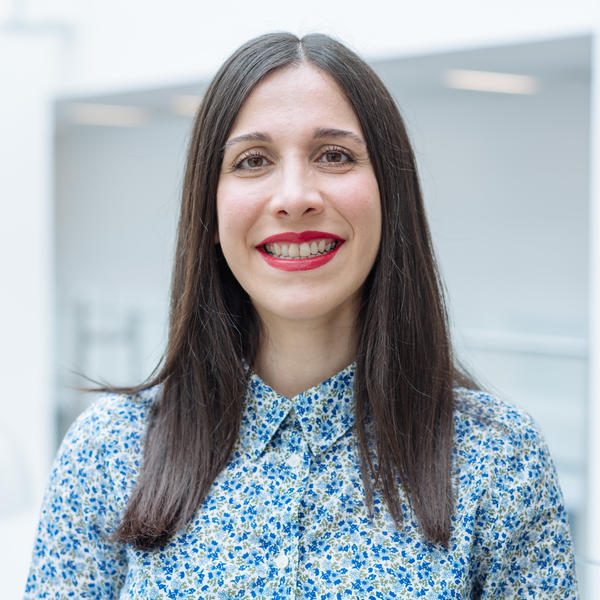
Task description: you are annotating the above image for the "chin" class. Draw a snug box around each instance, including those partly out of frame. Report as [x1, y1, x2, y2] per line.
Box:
[253, 292, 360, 327]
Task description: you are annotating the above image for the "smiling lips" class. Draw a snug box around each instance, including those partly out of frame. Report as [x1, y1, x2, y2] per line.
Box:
[257, 230, 344, 271]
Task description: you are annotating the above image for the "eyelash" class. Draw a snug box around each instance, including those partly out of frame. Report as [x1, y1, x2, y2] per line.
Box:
[317, 145, 356, 167]
[232, 145, 356, 171]
[233, 150, 269, 170]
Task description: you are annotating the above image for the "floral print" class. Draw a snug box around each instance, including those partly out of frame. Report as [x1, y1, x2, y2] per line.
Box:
[25, 364, 577, 598]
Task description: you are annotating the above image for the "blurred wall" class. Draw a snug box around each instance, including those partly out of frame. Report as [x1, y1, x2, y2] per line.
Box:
[1, 0, 596, 91]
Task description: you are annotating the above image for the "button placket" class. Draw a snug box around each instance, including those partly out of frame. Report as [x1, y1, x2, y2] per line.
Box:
[277, 419, 308, 595]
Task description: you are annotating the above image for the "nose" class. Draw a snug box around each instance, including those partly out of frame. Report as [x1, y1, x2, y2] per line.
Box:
[270, 160, 324, 219]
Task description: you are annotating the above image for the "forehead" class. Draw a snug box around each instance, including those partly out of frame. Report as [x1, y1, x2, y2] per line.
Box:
[228, 64, 362, 137]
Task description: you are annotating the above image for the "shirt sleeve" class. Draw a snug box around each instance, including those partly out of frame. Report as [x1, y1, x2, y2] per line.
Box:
[472, 419, 579, 598]
[24, 401, 129, 599]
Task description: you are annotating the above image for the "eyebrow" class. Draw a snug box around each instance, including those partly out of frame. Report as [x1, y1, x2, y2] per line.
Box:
[223, 128, 365, 150]
[313, 128, 365, 145]
[223, 132, 272, 150]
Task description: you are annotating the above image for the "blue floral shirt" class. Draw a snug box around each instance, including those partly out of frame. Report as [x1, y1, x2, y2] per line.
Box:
[25, 364, 578, 598]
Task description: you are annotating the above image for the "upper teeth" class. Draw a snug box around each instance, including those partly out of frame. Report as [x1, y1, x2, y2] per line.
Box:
[264, 239, 339, 259]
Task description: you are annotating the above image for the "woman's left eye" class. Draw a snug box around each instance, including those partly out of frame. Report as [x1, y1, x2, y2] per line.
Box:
[316, 147, 354, 166]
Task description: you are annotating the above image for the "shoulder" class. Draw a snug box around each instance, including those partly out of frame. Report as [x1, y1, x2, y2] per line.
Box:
[61, 386, 158, 457]
[451, 387, 562, 511]
[451, 387, 556, 489]
[65, 386, 158, 444]
[52, 386, 160, 500]
[24, 390, 159, 597]
[452, 386, 541, 451]
[450, 393, 576, 595]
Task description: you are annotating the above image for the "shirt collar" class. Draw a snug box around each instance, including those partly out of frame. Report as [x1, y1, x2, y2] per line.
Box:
[239, 363, 356, 459]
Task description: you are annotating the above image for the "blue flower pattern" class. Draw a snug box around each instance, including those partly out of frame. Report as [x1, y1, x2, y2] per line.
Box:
[25, 364, 578, 598]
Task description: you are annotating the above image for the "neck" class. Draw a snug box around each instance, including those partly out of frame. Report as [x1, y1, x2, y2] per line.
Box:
[253, 309, 358, 398]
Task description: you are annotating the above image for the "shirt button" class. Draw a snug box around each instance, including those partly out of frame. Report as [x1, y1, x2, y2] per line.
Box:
[286, 454, 301, 468]
[274, 552, 288, 570]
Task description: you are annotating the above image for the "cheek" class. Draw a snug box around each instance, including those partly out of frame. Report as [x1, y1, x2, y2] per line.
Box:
[332, 177, 381, 234]
[216, 188, 260, 245]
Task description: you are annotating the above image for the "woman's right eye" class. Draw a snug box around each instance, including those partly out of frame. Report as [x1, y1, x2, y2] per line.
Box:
[234, 153, 270, 170]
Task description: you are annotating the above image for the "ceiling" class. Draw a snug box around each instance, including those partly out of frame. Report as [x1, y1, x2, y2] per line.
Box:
[54, 33, 591, 127]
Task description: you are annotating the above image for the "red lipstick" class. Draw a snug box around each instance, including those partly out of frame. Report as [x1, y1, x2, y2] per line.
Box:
[257, 230, 344, 272]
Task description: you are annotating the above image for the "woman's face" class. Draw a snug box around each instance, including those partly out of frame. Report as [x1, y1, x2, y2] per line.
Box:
[216, 64, 381, 329]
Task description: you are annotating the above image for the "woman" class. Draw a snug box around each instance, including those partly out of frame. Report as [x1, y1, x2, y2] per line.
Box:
[25, 33, 577, 598]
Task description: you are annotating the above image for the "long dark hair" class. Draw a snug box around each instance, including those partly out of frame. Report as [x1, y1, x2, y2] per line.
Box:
[113, 32, 472, 550]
